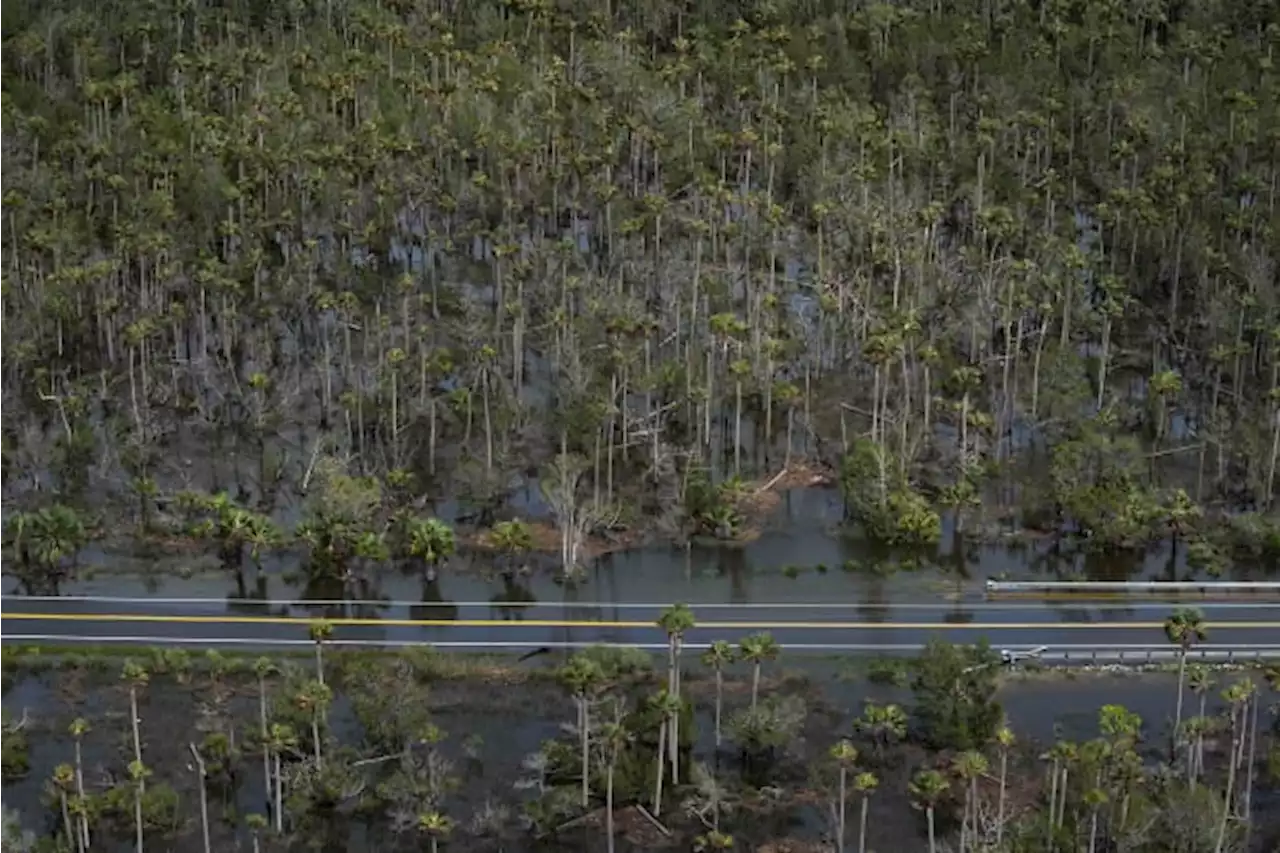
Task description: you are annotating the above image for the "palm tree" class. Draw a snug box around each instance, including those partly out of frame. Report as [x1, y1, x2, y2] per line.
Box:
[830, 739, 858, 853]
[649, 688, 682, 816]
[69, 718, 90, 850]
[489, 518, 534, 578]
[266, 723, 298, 832]
[1187, 665, 1215, 779]
[600, 713, 633, 853]
[309, 620, 334, 685]
[952, 750, 989, 853]
[121, 661, 148, 795]
[1216, 678, 1254, 853]
[995, 724, 1014, 845]
[559, 654, 604, 809]
[738, 632, 780, 709]
[701, 640, 736, 749]
[694, 830, 736, 850]
[245, 813, 268, 853]
[188, 743, 211, 853]
[403, 516, 456, 582]
[853, 771, 878, 853]
[252, 658, 275, 813]
[50, 764, 79, 853]
[416, 811, 454, 853]
[1165, 607, 1207, 754]
[909, 769, 950, 853]
[1084, 786, 1109, 853]
[854, 702, 908, 760]
[294, 680, 332, 768]
[657, 603, 695, 784]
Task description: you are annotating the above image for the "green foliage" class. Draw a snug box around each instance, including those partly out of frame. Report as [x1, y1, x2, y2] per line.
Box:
[909, 640, 1003, 751]
[177, 490, 280, 572]
[1, 504, 89, 593]
[1, 713, 30, 782]
[840, 440, 941, 547]
[684, 469, 747, 539]
[1048, 420, 1166, 549]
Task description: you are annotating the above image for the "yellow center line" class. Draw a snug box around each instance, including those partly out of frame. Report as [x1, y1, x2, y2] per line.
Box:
[3, 613, 1280, 630]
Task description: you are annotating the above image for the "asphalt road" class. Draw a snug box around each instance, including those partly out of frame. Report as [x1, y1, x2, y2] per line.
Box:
[2, 595, 1278, 654]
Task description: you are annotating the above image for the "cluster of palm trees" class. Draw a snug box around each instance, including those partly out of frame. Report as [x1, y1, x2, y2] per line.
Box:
[552, 604, 784, 851]
[10, 602, 1280, 853]
[5, 0, 1280, 578]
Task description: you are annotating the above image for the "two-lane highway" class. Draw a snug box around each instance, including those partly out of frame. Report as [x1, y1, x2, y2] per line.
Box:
[3, 595, 1278, 654]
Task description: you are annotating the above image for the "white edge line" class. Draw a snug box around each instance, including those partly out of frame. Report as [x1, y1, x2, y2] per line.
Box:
[4, 595, 1279, 611]
[3, 635, 1280, 657]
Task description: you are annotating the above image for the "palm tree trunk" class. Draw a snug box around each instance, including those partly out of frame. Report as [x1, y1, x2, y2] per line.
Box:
[196, 771, 211, 853]
[927, 805, 937, 853]
[580, 698, 590, 808]
[311, 711, 323, 769]
[134, 779, 145, 853]
[74, 739, 90, 849]
[1047, 759, 1059, 847]
[751, 662, 761, 709]
[652, 719, 666, 816]
[259, 678, 271, 811]
[713, 666, 724, 748]
[274, 752, 284, 832]
[130, 686, 144, 790]
[858, 795, 869, 853]
[837, 767, 847, 853]
[1215, 706, 1241, 853]
[1173, 650, 1187, 756]
[606, 760, 616, 853]
[997, 747, 1008, 845]
[60, 791, 75, 852]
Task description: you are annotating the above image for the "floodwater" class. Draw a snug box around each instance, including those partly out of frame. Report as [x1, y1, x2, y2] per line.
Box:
[5, 487, 1271, 612]
[4, 656, 1276, 853]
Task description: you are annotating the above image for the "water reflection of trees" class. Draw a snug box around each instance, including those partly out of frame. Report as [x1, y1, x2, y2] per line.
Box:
[409, 577, 458, 623]
[489, 576, 536, 622]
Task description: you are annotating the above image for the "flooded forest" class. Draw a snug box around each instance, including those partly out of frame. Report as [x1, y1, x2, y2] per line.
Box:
[3, 0, 1280, 849]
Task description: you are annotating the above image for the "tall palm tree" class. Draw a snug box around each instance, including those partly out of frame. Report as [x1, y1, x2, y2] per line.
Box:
[854, 771, 878, 853]
[952, 750, 989, 853]
[1165, 607, 1207, 755]
[657, 603, 695, 784]
[649, 688, 682, 816]
[701, 640, 736, 749]
[559, 654, 604, 809]
[50, 764, 79, 853]
[188, 743, 211, 853]
[909, 769, 950, 853]
[267, 723, 298, 833]
[738, 632, 780, 710]
[1084, 786, 1109, 853]
[1216, 678, 1254, 853]
[994, 724, 1014, 845]
[600, 713, 633, 853]
[252, 658, 275, 813]
[294, 680, 332, 768]
[1187, 665, 1215, 779]
[121, 660, 149, 798]
[830, 739, 858, 853]
[69, 718, 90, 850]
